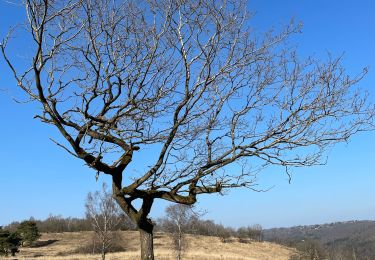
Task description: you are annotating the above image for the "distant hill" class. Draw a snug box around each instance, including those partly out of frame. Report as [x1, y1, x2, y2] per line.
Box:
[263, 220, 375, 259]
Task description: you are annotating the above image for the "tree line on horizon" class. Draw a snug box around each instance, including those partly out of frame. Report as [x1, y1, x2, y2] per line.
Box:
[3, 213, 263, 241]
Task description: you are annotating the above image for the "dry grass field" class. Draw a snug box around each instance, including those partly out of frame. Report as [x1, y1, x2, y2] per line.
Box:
[3, 231, 296, 260]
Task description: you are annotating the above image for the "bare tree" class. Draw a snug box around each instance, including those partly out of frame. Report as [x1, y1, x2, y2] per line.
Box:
[85, 183, 122, 260]
[289, 239, 327, 260]
[1, 0, 374, 259]
[251, 224, 263, 242]
[237, 224, 262, 243]
[160, 204, 196, 260]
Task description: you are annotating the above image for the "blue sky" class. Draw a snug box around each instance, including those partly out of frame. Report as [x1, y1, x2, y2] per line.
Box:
[1, 0, 374, 229]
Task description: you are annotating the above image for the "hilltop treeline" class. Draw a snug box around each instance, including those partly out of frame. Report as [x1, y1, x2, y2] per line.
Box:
[4, 214, 136, 233]
[157, 217, 262, 242]
[3, 215, 262, 242]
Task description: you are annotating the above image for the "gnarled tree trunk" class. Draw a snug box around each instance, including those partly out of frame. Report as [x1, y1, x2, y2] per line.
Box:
[139, 221, 154, 260]
[112, 177, 155, 259]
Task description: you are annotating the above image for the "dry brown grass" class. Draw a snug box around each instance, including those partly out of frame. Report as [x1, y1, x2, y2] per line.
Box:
[2, 231, 295, 260]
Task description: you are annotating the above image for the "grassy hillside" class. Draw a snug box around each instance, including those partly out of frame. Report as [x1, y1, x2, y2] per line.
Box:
[6, 231, 295, 260]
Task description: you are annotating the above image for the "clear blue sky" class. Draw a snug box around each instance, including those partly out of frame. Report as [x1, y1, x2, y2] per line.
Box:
[1, 0, 374, 229]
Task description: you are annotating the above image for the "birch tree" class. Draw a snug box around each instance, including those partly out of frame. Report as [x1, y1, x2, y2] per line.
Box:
[85, 183, 121, 260]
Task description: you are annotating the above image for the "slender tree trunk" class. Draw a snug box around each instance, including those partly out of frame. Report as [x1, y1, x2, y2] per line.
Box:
[177, 225, 182, 260]
[101, 240, 106, 260]
[139, 222, 154, 260]
[177, 232, 182, 260]
[352, 247, 357, 260]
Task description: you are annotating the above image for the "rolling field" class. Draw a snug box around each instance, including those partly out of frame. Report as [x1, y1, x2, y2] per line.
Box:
[4, 231, 296, 260]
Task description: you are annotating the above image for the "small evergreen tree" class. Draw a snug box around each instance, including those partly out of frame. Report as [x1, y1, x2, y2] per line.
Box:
[0, 228, 22, 256]
[17, 220, 41, 246]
